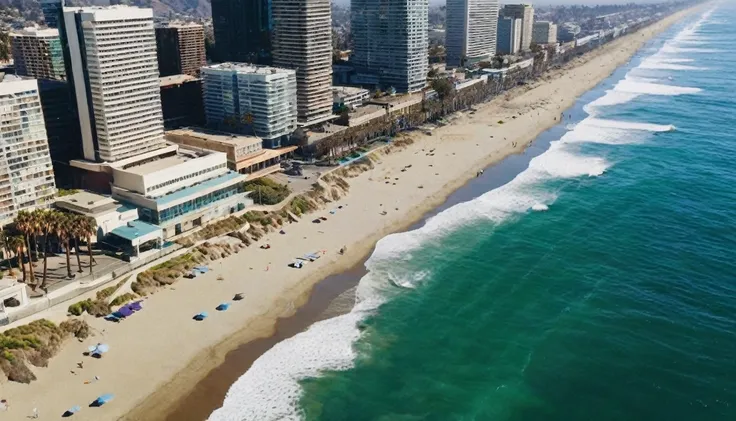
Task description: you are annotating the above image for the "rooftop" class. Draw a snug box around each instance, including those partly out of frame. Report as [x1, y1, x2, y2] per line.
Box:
[160, 74, 198, 88]
[333, 86, 369, 97]
[123, 154, 191, 176]
[55, 191, 121, 216]
[11, 27, 59, 38]
[202, 62, 295, 76]
[165, 127, 262, 149]
[110, 220, 162, 242]
[155, 171, 244, 206]
[157, 21, 204, 29]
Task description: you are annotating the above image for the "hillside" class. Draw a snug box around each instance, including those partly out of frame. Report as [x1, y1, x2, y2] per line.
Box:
[0, 0, 212, 19]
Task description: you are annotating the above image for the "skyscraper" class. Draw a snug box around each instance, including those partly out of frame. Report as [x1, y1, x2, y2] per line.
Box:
[532, 21, 558, 44]
[446, 0, 500, 68]
[155, 22, 207, 77]
[10, 28, 66, 81]
[0, 76, 57, 224]
[351, 0, 428, 93]
[201, 63, 297, 148]
[501, 4, 534, 51]
[62, 6, 166, 162]
[272, 0, 333, 126]
[40, 0, 64, 28]
[211, 0, 272, 64]
[497, 17, 522, 55]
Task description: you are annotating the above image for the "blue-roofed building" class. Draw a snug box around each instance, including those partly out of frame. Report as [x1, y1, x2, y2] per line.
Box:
[110, 145, 252, 238]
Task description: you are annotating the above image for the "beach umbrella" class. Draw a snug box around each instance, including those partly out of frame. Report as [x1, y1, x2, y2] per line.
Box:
[87, 343, 110, 355]
[193, 312, 208, 321]
[233, 293, 245, 301]
[92, 394, 114, 407]
[62, 405, 81, 417]
[216, 303, 230, 311]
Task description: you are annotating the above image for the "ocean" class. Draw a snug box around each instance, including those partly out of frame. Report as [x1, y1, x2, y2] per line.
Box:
[209, 6, 736, 421]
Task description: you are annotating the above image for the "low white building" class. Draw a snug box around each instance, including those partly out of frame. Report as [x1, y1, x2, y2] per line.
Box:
[202, 62, 297, 148]
[55, 191, 139, 241]
[332, 86, 370, 110]
[109, 146, 251, 238]
[0, 76, 56, 225]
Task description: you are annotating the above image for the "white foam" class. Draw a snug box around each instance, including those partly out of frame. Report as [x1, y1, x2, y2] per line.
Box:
[531, 203, 549, 212]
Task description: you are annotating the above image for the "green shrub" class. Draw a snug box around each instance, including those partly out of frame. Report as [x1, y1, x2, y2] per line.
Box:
[110, 293, 137, 307]
[244, 178, 291, 205]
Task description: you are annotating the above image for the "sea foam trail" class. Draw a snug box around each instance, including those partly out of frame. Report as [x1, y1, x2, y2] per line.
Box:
[208, 11, 709, 421]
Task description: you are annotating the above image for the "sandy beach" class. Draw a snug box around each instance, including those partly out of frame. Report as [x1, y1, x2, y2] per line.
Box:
[0, 8, 698, 421]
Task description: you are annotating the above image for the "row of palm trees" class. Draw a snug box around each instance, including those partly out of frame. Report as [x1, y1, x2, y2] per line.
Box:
[0, 210, 96, 291]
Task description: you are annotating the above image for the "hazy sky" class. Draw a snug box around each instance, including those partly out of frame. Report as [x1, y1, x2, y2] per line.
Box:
[335, 0, 665, 5]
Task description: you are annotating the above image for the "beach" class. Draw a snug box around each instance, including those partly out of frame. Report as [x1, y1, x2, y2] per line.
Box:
[0, 8, 698, 421]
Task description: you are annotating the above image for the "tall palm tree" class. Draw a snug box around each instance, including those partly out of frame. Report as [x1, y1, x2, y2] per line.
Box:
[79, 216, 96, 275]
[14, 211, 35, 284]
[0, 230, 9, 272]
[8, 235, 25, 281]
[70, 215, 84, 273]
[39, 210, 56, 291]
[57, 213, 74, 279]
[31, 209, 45, 261]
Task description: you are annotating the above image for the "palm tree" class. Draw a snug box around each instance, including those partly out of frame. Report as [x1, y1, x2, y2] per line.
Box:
[31, 209, 45, 261]
[70, 215, 84, 273]
[8, 236, 25, 281]
[38, 210, 56, 291]
[14, 211, 35, 284]
[57, 213, 74, 279]
[78, 216, 96, 275]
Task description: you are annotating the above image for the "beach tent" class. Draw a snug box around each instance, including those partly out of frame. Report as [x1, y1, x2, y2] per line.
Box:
[216, 303, 230, 311]
[91, 394, 114, 407]
[128, 301, 143, 311]
[116, 306, 134, 318]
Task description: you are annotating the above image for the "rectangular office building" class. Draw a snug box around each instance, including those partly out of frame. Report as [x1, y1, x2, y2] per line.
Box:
[62, 6, 166, 163]
[497, 17, 522, 55]
[532, 21, 558, 44]
[501, 4, 534, 51]
[155, 22, 207, 77]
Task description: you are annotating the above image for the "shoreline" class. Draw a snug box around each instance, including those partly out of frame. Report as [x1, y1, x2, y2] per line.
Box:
[146, 9, 701, 421]
[0, 8, 700, 421]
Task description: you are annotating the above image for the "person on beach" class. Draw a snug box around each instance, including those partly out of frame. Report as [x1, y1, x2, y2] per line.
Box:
[0, 399, 8, 411]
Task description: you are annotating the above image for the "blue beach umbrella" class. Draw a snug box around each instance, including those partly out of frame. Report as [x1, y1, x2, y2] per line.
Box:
[62, 405, 81, 417]
[193, 312, 208, 321]
[216, 303, 230, 311]
[91, 394, 114, 407]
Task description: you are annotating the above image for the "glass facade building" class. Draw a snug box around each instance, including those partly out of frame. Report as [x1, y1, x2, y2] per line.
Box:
[138, 182, 244, 224]
[211, 0, 273, 64]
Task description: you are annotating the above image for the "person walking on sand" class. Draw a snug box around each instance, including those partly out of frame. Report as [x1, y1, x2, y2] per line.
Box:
[32, 407, 39, 418]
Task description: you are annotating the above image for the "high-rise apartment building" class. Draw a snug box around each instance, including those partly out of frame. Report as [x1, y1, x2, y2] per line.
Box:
[0, 76, 57, 224]
[272, 0, 333, 126]
[155, 22, 207, 77]
[446, 0, 500, 68]
[497, 17, 522, 55]
[62, 6, 166, 163]
[351, 0, 428, 93]
[501, 4, 534, 51]
[532, 21, 558, 44]
[40, 0, 64, 28]
[201, 63, 297, 148]
[211, 0, 272, 64]
[10, 28, 66, 81]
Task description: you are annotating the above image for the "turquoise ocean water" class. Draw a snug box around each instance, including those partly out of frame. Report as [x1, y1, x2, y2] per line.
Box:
[210, 6, 736, 421]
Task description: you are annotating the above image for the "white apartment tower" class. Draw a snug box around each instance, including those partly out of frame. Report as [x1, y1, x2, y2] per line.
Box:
[62, 6, 166, 163]
[351, 0, 428, 93]
[446, 0, 500, 68]
[502, 4, 534, 51]
[271, 0, 333, 126]
[0, 76, 56, 224]
[201, 63, 297, 148]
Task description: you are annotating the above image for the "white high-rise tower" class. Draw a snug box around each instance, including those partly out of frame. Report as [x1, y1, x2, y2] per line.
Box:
[62, 5, 166, 162]
[446, 0, 500, 68]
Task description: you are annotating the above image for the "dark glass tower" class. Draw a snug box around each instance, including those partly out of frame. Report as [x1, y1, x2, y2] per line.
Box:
[211, 0, 272, 64]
